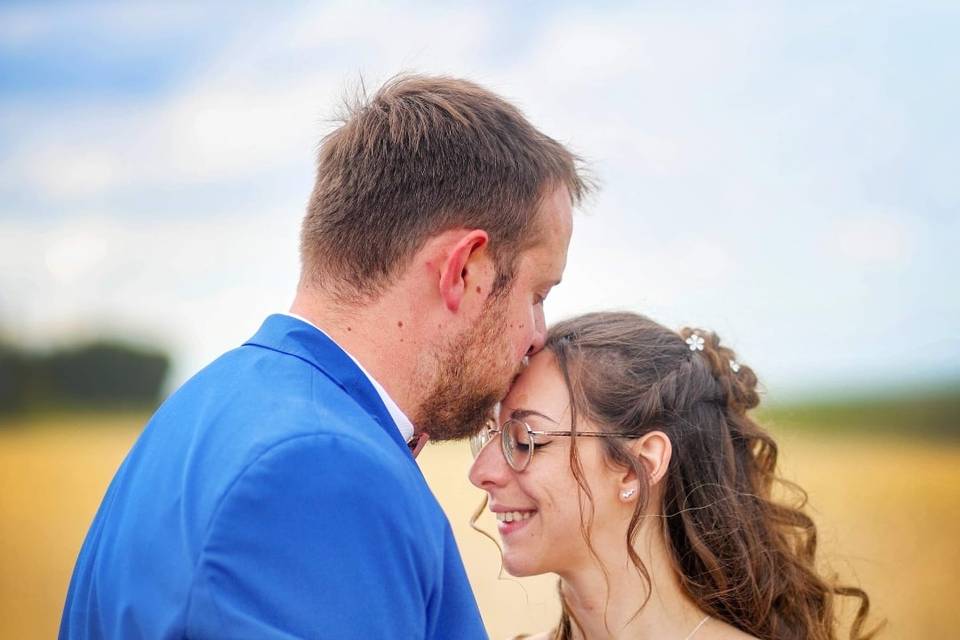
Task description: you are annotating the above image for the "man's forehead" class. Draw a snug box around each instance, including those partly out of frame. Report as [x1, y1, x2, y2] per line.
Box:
[505, 185, 572, 286]
[540, 184, 574, 238]
[528, 186, 573, 264]
[521, 238, 566, 279]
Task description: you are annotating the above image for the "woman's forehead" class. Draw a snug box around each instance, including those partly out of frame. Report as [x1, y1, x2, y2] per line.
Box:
[502, 354, 573, 425]
[504, 353, 558, 400]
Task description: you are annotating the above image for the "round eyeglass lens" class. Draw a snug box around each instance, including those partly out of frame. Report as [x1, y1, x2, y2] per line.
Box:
[469, 419, 499, 458]
[501, 418, 533, 471]
[469, 430, 486, 458]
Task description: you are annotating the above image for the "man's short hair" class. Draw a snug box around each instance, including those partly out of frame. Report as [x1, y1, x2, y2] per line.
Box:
[300, 74, 590, 302]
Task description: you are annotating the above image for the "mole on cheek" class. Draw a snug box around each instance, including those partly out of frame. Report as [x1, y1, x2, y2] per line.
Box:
[476, 286, 482, 294]
[397, 320, 404, 328]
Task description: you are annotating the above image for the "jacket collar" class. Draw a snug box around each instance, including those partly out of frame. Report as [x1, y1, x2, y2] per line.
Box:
[244, 314, 413, 458]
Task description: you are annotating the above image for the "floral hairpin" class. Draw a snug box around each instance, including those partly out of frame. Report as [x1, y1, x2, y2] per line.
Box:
[685, 333, 705, 351]
[686, 333, 741, 373]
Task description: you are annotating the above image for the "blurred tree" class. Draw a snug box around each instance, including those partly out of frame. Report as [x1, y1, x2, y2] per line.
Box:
[0, 340, 170, 417]
[0, 343, 30, 413]
[42, 342, 170, 409]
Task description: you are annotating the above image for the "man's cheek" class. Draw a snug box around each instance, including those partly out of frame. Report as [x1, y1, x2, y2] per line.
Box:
[515, 326, 534, 359]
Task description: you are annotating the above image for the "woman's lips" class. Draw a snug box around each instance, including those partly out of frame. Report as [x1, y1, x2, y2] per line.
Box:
[495, 509, 537, 535]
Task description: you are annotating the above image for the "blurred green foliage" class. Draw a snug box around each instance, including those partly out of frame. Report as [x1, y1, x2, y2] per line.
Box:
[0, 340, 169, 417]
[759, 383, 960, 441]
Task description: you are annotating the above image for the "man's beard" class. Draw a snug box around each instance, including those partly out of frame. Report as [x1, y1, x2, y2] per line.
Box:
[414, 298, 523, 442]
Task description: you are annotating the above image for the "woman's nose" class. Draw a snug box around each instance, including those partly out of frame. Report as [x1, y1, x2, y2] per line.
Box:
[468, 437, 512, 490]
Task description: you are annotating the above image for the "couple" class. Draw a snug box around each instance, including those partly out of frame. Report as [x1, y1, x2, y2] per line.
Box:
[60, 75, 873, 640]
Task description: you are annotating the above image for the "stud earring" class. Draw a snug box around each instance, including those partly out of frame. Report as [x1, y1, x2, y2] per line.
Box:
[621, 488, 636, 500]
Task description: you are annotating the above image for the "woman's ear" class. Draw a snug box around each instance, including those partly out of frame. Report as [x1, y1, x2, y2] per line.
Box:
[617, 430, 672, 503]
[634, 430, 672, 486]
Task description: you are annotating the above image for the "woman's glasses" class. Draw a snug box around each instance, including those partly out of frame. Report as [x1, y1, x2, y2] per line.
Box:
[469, 418, 632, 472]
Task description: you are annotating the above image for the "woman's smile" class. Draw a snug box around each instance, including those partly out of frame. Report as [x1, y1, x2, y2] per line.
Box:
[492, 507, 538, 535]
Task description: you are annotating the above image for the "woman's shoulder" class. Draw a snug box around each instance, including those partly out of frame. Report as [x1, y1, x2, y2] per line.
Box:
[508, 624, 756, 640]
[705, 620, 759, 640]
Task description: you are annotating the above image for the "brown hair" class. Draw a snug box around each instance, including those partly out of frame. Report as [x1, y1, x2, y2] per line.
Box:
[300, 74, 590, 303]
[543, 311, 881, 640]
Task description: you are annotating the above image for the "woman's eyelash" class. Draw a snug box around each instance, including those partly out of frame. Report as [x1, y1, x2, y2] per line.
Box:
[517, 440, 551, 451]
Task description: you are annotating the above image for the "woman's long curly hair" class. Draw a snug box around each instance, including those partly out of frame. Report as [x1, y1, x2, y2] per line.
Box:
[542, 312, 880, 640]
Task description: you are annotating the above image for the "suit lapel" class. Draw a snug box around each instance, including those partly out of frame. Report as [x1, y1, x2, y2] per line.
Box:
[244, 314, 413, 458]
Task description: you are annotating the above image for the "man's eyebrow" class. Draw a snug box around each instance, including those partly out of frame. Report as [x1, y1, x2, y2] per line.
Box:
[510, 408, 558, 423]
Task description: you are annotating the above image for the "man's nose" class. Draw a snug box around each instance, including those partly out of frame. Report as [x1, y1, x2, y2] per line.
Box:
[468, 437, 512, 490]
[526, 309, 547, 356]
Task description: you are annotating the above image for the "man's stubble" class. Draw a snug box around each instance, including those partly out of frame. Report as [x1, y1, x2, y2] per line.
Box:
[414, 294, 523, 442]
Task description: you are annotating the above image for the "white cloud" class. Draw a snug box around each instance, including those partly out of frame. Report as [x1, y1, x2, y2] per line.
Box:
[0, 3, 217, 50]
[1, 2, 504, 201]
[0, 204, 303, 384]
[1, 3, 956, 394]
[43, 225, 110, 285]
[823, 213, 917, 268]
[21, 147, 117, 199]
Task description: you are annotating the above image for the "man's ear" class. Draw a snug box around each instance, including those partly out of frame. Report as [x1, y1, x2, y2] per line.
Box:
[438, 229, 490, 312]
[618, 430, 672, 500]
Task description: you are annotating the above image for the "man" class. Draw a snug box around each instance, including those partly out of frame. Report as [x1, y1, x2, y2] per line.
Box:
[60, 74, 588, 639]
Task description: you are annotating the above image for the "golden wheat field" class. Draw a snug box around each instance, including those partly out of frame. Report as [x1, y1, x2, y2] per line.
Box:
[1, 414, 958, 639]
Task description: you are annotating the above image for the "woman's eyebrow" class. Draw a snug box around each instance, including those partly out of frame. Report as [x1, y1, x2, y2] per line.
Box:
[510, 408, 558, 423]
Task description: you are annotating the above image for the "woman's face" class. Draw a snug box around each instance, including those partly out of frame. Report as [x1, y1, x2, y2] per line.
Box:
[468, 350, 629, 578]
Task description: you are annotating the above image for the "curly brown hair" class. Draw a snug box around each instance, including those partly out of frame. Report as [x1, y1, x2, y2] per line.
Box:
[539, 311, 881, 640]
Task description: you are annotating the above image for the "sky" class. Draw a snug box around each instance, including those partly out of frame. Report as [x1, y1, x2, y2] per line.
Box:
[1, 1, 958, 401]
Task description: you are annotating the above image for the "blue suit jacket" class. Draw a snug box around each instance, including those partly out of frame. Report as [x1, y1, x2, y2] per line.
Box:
[60, 314, 487, 639]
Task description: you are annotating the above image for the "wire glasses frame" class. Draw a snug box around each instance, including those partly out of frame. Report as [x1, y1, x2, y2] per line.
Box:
[469, 418, 634, 472]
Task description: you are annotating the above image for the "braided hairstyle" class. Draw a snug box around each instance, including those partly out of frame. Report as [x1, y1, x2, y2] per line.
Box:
[543, 312, 878, 640]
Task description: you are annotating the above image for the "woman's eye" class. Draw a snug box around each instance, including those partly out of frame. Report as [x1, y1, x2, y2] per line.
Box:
[515, 439, 549, 452]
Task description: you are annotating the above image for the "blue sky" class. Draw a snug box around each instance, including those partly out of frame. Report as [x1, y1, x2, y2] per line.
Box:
[1, 1, 958, 400]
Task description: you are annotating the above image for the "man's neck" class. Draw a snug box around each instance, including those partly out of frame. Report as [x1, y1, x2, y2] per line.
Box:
[289, 286, 434, 430]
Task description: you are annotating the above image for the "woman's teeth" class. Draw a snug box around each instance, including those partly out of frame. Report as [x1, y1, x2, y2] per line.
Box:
[496, 511, 535, 523]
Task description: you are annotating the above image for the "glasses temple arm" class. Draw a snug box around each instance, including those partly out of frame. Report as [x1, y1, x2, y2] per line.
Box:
[530, 430, 629, 438]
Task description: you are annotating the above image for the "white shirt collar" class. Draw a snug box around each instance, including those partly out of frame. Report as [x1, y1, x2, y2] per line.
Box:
[283, 313, 416, 443]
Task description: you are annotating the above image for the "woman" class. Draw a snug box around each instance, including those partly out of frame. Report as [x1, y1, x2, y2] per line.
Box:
[469, 312, 877, 640]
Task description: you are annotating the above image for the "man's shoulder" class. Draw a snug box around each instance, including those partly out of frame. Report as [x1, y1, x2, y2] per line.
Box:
[132, 342, 413, 531]
[236, 429, 407, 484]
[160, 341, 377, 437]
[200, 431, 440, 565]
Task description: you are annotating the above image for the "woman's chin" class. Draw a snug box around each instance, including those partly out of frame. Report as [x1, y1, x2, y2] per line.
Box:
[502, 552, 544, 578]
